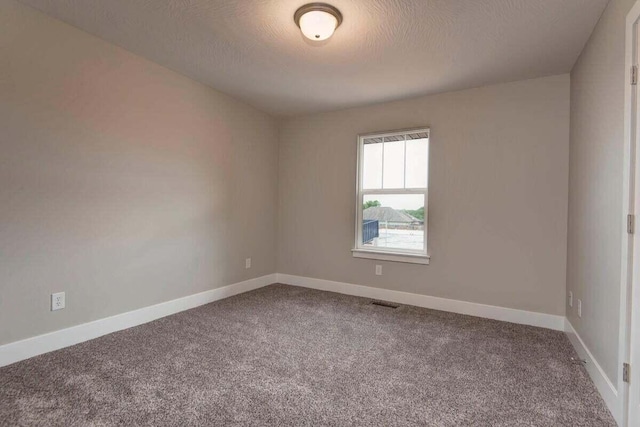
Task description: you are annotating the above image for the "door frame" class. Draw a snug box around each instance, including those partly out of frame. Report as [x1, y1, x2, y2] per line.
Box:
[622, 2, 640, 425]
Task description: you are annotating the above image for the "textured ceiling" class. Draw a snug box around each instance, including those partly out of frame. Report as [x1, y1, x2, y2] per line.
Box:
[19, 0, 608, 116]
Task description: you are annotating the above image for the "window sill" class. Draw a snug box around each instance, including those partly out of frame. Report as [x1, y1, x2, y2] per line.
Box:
[351, 249, 430, 265]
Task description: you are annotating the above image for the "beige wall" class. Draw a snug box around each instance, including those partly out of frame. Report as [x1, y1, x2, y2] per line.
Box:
[567, 0, 636, 387]
[0, 0, 279, 345]
[0, 0, 587, 355]
[278, 75, 570, 316]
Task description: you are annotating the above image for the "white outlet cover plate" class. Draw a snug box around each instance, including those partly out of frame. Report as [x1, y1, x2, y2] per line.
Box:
[577, 299, 582, 318]
[51, 292, 65, 311]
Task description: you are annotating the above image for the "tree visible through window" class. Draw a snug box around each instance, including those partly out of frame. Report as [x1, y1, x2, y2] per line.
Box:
[354, 128, 429, 259]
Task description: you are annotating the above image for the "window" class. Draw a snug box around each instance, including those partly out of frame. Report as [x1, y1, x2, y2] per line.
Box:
[353, 128, 430, 264]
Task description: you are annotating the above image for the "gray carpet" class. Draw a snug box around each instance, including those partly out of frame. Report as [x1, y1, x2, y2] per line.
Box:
[0, 284, 615, 426]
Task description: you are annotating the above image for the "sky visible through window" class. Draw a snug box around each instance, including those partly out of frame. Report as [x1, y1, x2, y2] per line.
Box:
[362, 137, 428, 210]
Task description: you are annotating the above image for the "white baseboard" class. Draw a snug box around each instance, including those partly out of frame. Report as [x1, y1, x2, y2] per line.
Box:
[564, 319, 621, 425]
[0, 274, 277, 368]
[276, 274, 565, 331]
[1, 272, 619, 424]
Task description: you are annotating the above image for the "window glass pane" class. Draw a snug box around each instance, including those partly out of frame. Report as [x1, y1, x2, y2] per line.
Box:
[405, 137, 429, 188]
[362, 194, 425, 251]
[362, 142, 382, 189]
[382, 138, 405, 189]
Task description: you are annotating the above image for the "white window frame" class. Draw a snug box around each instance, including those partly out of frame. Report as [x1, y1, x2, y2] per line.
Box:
[352, 127, 430, 265]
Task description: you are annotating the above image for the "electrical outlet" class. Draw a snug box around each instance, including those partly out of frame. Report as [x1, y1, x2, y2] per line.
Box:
[578, 299, 582, 318]
[375, 265, 382, 276]
[51, 292, 65, 311]
[245, 258, 251, 269]
[568, 291, 573, 308]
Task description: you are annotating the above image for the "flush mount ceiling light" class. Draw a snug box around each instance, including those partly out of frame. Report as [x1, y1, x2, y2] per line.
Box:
[294, 3, 343, 41]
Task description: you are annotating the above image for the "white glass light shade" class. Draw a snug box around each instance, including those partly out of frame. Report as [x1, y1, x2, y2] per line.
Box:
[299, 10, 338, 41]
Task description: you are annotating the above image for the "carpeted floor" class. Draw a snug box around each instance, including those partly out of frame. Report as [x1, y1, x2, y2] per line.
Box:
[0, 284, 615, 426]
